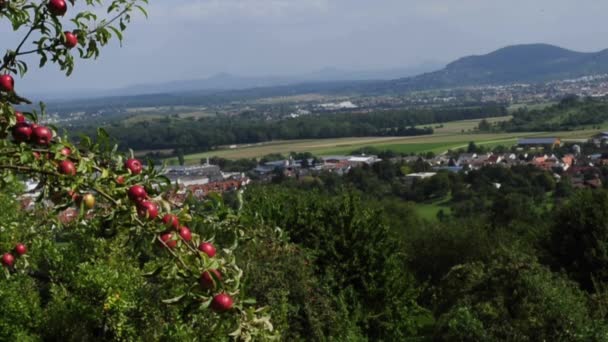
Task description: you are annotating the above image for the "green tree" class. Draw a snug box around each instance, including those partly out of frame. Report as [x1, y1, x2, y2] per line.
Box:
[477, 119, 491, 131]
[243, 186, 425, 340]
[550, 189, 608, 290]
[434, 250, 606, 341]
[176, 148, 185, 165]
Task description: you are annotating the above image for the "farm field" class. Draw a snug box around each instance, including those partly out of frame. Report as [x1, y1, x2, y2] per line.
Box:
[165, 116, 602, 164]
[166, 133, 523, 164]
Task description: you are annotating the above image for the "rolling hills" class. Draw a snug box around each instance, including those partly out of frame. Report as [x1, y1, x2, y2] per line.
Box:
[40, 44, 608, 112]
[384, 44, 608, 91]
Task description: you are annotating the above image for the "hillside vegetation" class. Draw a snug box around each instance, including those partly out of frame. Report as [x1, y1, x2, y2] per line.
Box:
[497, 96, 608, 131]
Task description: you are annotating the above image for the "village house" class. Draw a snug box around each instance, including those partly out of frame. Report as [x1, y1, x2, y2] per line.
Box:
[592, 132, 608, 146]
[517, 137, 561, 149]
[404, 172, 436, 187]
[163, 163, 251, 203]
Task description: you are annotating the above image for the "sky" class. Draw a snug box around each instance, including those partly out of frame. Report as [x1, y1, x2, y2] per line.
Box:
[3, 0, 608, 95]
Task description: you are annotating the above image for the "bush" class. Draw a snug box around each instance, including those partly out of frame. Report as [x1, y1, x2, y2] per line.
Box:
[433, 250, 605, 341]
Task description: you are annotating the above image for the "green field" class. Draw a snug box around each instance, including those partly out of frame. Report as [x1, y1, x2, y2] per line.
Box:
[164, 116, 600, 164]
[414, 197, 452, 222]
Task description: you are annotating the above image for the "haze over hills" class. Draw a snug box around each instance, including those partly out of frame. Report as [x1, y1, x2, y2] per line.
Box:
[39, 43, 608, 110]
[33, 63, 442, 100]
[102, 44, 608, 98]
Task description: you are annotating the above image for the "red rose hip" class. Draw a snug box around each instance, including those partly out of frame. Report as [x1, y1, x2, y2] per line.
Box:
[63, 31, 78, 48]
[1, 253, 14, 267]
[160, 232, 177, 248]
[200, 269, 222, 289]
[178, 226, 192, 242]
[138, 201, 158, 220]
[58, 160, 76, 176]
[162, 214, 180, 230]
[12, 122, 32, 142]
[48, 0, 67, 16]
[125, 158, 143, 175]
[0, 74, 14, 92]
[15, 111, 25, 123]
[14, 244, 27, 256]
[198, 242, 216, 258]
[128, 185, 147, 201]
[211, 293, 234, 312]
[32, 126, 53, 145]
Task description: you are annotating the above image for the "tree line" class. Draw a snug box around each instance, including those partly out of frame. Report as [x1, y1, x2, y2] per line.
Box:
[73, 105, 507, 152]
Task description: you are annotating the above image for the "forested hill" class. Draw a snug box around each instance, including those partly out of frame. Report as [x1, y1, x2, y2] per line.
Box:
[497, 96, 608, 132]
[381, 44, 608, 92]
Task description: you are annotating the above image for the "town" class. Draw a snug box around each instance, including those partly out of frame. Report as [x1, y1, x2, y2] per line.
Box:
[144, 132, 608, 204]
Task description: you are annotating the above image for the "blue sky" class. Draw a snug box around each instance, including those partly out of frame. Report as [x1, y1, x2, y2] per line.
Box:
[3, 0, 608, 94]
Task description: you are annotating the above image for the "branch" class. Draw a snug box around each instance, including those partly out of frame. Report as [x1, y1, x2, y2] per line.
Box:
[157, 235, 190, 270]
[87, 3, 133, 36]
[15, 44, 54, 57]
[92, 186, 119, 206]
[0, 5, 47, 72]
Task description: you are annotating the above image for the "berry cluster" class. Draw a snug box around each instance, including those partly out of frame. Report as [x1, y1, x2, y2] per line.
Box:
[127, 161, 233, 313]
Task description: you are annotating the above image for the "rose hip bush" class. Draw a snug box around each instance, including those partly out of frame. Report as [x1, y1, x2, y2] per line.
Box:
[0, 1, 275, 340]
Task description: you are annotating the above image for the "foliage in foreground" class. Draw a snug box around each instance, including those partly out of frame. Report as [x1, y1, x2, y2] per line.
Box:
[0, 1, 274, 340]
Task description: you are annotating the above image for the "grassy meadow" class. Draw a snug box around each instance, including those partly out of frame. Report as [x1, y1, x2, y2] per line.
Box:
[163, 116, 600, 164]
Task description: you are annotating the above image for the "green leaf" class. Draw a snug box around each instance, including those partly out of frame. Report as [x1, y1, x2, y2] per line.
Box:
[143, 266, 163, 278]
[161, 293, 186, 304]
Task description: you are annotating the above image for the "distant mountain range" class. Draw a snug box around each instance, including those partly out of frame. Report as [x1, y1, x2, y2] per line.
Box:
[41, 43, 608, 109]
[109, 44, 608, 97]
[108, 63, 442, 97]
[35, 63, 442, 100]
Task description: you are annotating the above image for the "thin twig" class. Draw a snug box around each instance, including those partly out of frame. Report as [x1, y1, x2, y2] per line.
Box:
[0, 5, 46, 71]
[157, 235, 190, 270]
[92, 186, 119, 206]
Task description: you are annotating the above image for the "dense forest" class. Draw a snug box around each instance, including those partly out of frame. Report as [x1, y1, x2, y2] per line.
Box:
[495, 96, 608, 132]
[225, 162, 608, 340]
[75, 105, 506, 152]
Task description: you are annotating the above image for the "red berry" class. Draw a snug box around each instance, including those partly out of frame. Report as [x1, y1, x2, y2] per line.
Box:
[160, 232, 177, 248]
[0, 74, 14, 92]
[162, 214, 180, 230]
[33, 151, 41, 160]
[198, 242, 216, 258]
[211, 293, 234, 312]
[125, 158, 143, 175]
[137, 201, 158, 220]
[15, 111, 25, 123]
[32, 126, 53, 145]
[63, 31, 78, 48]
[179, 226, 192, 242]
[12, 122, 32, 142]
[58, 160, 76, 176]
[60, 147, 71, 156]
[116, 175, 125, 185]
[200, 269, 222, 289]
[127, 185, 147, 202]
[67, 190, 80, 201]
[1, 253, 14, 267]
[48, 0, 67, 16]
[14, 244, 27, 256]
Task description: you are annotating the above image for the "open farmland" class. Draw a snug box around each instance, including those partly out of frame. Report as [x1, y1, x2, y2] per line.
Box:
[164, 116, 600, 164]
